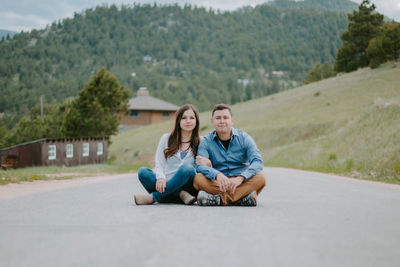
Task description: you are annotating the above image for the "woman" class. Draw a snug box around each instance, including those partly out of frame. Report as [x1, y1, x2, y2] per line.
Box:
[134, 104, 200, 205]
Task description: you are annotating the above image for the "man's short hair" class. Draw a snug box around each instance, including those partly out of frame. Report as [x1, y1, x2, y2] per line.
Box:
[212, 103, 232, 117]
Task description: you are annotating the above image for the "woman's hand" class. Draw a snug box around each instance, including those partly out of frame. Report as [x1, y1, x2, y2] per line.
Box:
[196, 156, 212, 167]
[156, 178, 166, 193]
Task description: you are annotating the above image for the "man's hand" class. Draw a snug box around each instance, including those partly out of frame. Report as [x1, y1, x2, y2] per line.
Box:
[156, 178, 166, 193]
[196, 156, 212, 167]
[216, 173, 231, 193]
[228, 176, 244, 194]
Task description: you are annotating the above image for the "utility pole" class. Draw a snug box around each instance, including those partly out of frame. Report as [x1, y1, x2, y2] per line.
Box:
[40, 95, 44, 120]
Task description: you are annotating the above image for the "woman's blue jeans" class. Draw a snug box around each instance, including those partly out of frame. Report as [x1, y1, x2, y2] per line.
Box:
[138, 164, 196, 203]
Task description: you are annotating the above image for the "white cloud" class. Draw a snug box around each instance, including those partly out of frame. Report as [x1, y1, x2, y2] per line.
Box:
[0, 11, 51, 32]
[376, 0, 400, 21]
[352, 0, 400, 21]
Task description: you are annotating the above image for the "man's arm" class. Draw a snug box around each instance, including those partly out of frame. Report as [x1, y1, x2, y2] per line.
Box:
[195, 139, 220, 180]
[240, 133, 264, 181]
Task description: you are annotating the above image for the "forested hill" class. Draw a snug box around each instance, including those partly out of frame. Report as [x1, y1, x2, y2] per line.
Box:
[0, 0, 355, 114]
[270, 0, 357, 12]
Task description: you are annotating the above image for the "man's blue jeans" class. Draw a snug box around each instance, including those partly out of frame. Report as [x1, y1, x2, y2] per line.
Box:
[138, 163, 196, 203]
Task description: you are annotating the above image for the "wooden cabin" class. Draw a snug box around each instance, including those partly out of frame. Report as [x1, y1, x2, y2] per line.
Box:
[119, 87, 178, 129]
[0, 137, 108, 169]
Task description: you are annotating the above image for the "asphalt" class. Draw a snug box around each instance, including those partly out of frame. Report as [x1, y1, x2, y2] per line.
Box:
[1, 167, 400, 267]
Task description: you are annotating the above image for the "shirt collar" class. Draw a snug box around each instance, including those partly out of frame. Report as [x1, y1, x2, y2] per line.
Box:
[211, 127, 238, 140]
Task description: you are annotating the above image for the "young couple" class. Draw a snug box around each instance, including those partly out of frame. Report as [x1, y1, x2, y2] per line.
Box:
[134, 103, 266, 206]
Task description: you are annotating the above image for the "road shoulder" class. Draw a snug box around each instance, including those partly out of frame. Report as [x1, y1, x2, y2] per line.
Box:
[0, 174, 132, 200]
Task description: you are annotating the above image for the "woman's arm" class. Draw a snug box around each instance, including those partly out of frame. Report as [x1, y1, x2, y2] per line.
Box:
[154, 133, 169, 180]
[196, 156, 212, 167]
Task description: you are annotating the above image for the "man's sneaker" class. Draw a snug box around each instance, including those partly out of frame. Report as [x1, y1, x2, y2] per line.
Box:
[236, 191, 257, 206]
[197, 190, 221, 206]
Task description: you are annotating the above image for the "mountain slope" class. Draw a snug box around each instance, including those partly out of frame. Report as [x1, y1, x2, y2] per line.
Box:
[0, 1, 351, 114]
[109, 63, 400, 183]
[269, 0, 357, 12]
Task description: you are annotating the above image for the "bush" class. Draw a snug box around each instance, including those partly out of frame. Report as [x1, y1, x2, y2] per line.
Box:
[329, 153, 337, 161]
[345, 159, 354, 171]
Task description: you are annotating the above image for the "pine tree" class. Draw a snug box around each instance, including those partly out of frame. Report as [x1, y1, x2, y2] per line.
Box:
[4, 117, 47, 146]
[0, 126, 7, 148]
[62, 67, 129, 138]
[367, 22, 400, 68]
[366, 36, 386, 68]
[334, 0, 384, 72]
[382, 23, 400, 62]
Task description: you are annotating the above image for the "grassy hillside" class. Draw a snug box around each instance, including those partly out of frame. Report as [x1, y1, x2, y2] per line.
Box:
[109, 64, 400, 183]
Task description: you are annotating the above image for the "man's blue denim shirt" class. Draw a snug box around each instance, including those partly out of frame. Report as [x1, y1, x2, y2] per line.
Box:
[196, 127, 263, 181]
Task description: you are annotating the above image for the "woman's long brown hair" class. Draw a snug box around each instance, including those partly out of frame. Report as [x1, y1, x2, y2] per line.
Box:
[164, 104, 200, 159]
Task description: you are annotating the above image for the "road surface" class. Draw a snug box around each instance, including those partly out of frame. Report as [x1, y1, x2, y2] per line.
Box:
[0, 167, 399, 267]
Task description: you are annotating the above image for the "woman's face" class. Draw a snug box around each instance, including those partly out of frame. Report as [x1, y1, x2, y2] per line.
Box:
[180, 109, 197, 133]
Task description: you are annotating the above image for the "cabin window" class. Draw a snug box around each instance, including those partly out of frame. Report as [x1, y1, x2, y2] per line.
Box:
[48, 145, 56, 160]
[82, 143, 90, 157]
[66, 144, 73, 158]
[97, 143, 104, 155]
[162, 112, 170, 118]
[129, 111, 139, 118]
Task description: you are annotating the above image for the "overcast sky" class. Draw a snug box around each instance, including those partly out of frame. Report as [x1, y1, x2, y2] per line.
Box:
[1, 0, 399, 32]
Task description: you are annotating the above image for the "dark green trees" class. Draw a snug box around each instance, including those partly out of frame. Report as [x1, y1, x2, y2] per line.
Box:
[0, 3, 350, 115]
[62, 68, 129, 138]
[0, 103, 67, 147]
[367, 23, 400, 68]
[0, 125, 9, 148]
[382, 23, 400, 63]
[334, 0, 384, 72]
[0, 68, 129, 148]
[304, 62, 335, 84]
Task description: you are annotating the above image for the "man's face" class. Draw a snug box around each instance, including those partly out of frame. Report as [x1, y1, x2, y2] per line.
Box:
[211, 109, 234, 135]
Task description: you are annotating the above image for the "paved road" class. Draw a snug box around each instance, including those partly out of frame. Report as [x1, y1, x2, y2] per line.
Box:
[1, 167, 399, 267]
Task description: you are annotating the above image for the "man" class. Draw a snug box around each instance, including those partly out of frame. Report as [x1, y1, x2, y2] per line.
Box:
[195, 104, 266, 206]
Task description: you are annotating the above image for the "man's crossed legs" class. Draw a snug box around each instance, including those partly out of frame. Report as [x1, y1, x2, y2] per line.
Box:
[194, 172, 266, 206]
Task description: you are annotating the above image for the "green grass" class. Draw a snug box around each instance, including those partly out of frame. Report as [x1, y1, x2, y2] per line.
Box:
[0, 163, 146, 185]
[110, 63, 400, 184]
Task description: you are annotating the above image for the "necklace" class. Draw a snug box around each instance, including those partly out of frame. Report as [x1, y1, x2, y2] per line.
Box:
[180, 143, 190, 152]
[181, 141, 191, 143]
[181, 146, 190, 152]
